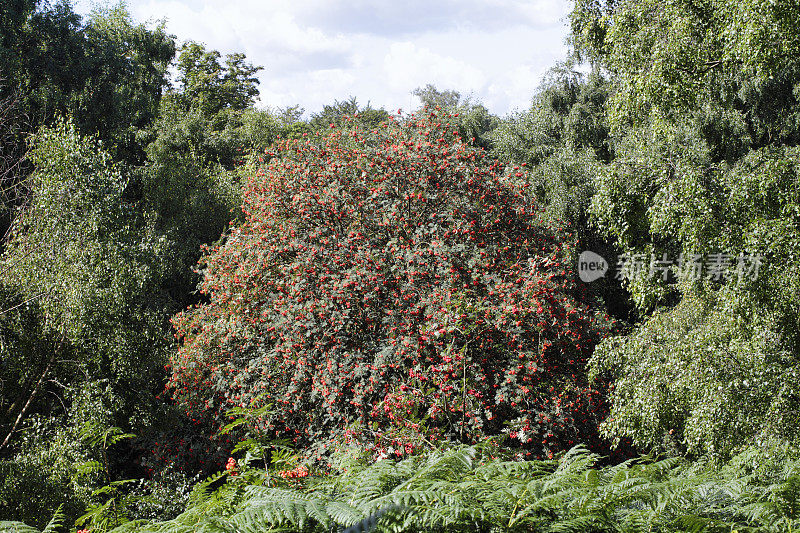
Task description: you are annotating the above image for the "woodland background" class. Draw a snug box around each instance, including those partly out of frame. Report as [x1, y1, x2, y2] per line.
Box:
[1, 0, 800, 531]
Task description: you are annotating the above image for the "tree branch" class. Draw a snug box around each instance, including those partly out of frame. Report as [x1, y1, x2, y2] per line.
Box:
[0, 340, 60, 451]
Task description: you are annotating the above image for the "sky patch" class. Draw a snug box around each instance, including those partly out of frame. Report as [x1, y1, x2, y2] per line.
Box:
[74, 0, 572, 117]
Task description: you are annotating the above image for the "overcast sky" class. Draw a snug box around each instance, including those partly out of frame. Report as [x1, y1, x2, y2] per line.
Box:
[73, 0, 573, 117]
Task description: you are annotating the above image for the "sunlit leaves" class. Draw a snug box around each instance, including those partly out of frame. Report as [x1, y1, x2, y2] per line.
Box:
[170, 113, 612, 459]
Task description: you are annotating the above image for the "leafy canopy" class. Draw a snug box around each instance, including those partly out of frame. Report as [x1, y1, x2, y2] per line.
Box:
[170, 112, 612, 459]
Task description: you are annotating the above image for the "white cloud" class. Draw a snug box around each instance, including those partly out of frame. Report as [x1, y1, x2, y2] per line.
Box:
[509, 0, 570, 26]
[72, 0, 572, 117]
[487, 65, 549, 114]
[127, 0, 351, 57]
[383, 42, 486, 94]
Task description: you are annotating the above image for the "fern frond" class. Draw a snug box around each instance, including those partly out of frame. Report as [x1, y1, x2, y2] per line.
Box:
[186, 471, 228, 507]
[40, 506, 64, 533]
[0, 521, 43, 532]
[547, 514, 600, 533]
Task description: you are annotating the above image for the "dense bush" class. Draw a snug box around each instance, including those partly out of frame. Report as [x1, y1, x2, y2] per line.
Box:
[169, 112, 613, 459]
[0, 416, 96, 529]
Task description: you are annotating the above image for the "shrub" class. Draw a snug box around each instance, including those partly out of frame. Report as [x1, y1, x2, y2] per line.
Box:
[169, 112, 612, 458]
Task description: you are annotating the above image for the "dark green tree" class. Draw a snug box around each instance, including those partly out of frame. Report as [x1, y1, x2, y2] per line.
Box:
[412, 84, 499, 150]
[173, 41, 262, 116]
[78, 4, 175, 164]
[489, 67, 628, 321]
[0, 1, 175, 165]
[569, 0, 800, 457]
[309, 96, 389, 131]
[140, 42, 289, 311]
[0, 0, 86, 121]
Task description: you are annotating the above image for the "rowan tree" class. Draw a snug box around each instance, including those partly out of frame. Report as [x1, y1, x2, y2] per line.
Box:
[170, 112, 613, 458]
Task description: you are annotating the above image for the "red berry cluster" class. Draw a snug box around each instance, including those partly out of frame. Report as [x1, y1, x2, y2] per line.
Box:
[225, 457, 238, 476]
[168, 112, 612, 458]
[278, 464, 309, 479]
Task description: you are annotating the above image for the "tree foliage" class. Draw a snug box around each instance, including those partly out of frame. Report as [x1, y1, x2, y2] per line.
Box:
[309, 96, 389, 132]
[0, 1, 175, 164]
[0, 121, 171, 521]
[571, 0, 800, 457]
[570, 0, 800, 129]
[173, 41, 262, 116]
[170, 113, 612, 459]
[3, 0, 800, 528]
[413, 84, 499, 150]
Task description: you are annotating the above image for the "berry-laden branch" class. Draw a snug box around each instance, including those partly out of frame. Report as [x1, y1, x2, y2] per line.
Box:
[168, 112, 614, 460]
